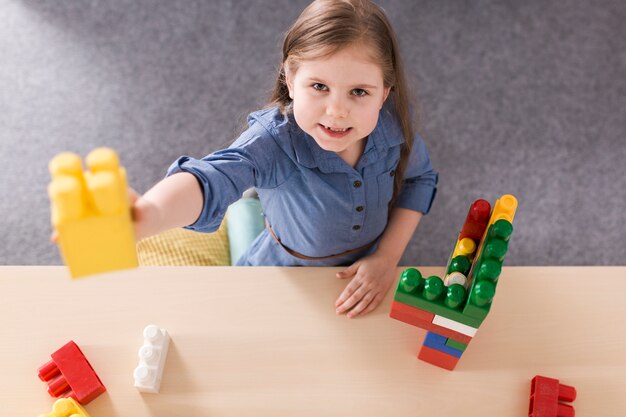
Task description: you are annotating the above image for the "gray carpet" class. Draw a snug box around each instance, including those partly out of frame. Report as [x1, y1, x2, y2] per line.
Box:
[1, 0, 624, 266]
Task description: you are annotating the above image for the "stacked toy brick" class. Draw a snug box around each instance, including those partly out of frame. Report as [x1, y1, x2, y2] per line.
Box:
[48, 147, 138, 278]
[390, 194, 518, 370]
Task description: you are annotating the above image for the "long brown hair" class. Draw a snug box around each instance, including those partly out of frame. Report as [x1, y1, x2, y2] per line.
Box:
[268, 0, 417, 202]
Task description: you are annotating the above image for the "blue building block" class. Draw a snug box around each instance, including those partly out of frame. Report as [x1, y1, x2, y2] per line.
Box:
[422, 331, 464, 358]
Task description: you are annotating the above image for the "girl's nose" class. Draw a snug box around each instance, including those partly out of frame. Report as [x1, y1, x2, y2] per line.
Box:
[326, 95, 348, 118]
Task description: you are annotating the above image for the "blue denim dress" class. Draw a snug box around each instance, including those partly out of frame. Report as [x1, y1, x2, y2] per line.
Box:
[167, 103, 438, 266]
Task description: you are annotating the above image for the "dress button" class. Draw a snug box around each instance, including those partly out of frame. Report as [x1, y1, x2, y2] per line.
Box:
[356, 206, 364, 212]
[352, 225, 361, 230]
[390, 170, 396, 177]
[353, 180, 362, 188]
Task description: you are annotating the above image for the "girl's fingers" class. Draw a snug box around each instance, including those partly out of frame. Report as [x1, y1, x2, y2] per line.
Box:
[128, 188, 140, 221]
[127, 187, 140, 203]
[346, 292, 375, 318]
[335, 282, 364, 312]
[349, 293, 382, 318]
[336, 262, 358, 279]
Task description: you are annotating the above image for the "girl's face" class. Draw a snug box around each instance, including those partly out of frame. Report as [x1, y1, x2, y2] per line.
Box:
[286, 43, 390, 165]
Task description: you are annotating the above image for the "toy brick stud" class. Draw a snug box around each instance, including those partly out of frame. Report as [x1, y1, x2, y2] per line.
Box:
[444, 284, 466, 309]
[445, 255, 471, 286]
[489, 194, 518, 225]
[459, 199, 491, 240]
[38, 397, 91, 417]
[443, 271, 467, 286]
[134, 325, 170, 393]
[447, 255, 471, 276]
[469, 281, 495, 307]
[48, 147, 138, 278]
[423, 276, 444, 301]
[399, 268, 424, 292]
[38, 341, 106, 405]
[474, 259, 502, 282]
[452, 237, 476, 259]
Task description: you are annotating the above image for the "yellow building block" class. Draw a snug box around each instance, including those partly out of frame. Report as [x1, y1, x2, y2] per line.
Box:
[452, 237, 476, 259]
[38, 397, 91, 417]
[48, 147, 138, 278]
[487, 194, 518, 226]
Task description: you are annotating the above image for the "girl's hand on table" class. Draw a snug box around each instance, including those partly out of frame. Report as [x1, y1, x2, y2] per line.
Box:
[334, 252, 397, 318]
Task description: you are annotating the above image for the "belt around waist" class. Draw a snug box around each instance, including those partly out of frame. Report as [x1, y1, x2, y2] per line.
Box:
[266, 221, 377, 261]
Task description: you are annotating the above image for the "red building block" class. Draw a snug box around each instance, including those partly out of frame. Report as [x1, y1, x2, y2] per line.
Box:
[390, 300, 473, 344]
[38, 341, 106, 404]
[417, 345, 460, 371]
[529, 375, 576, 417]
[390, 299, 434, 325]
[459, 199, 491, 241]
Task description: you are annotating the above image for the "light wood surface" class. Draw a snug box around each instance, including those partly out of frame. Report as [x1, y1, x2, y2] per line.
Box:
[2, 266, 625, 416]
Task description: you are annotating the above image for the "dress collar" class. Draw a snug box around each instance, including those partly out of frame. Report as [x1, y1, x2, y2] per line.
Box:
[290, 103, 404, 173]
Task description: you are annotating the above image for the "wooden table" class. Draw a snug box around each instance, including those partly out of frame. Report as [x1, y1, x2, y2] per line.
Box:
[2, 266, 625, 416]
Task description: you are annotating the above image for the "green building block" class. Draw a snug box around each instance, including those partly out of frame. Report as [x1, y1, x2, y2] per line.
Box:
[445, 338, 468, 352]
[462, 219, 513, 321]
[447, 255, 471, 275]
[393, 268, 484, 328]
[393, 220, 514, 328]
[392, 195, 516, 331]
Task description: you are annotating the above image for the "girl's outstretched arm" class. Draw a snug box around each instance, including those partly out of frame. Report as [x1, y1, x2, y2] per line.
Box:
[132, 172, 204, 241]
[335, 207, 423, 318]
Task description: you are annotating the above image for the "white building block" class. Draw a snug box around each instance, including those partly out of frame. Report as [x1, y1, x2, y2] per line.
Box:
[133, 324, 170, 393]
[432, 315, 478, 337]
[443, 272, 467, 287]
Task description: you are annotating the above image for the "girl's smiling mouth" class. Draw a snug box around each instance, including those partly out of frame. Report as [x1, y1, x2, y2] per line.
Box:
[319, 124, 352, 138]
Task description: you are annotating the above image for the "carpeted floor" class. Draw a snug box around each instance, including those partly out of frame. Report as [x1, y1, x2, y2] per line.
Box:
[1, 0, 624, 266]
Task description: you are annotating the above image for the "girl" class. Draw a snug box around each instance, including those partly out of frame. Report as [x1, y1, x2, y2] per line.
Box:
[132, 0, 438, 318]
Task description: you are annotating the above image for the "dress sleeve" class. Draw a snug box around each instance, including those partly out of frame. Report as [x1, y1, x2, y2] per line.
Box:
[165, 125, 275, 233]
[394, 133, 438, 214]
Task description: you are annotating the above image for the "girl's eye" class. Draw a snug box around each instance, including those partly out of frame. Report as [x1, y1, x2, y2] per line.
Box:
[312, 83, 328, 91]
[351, 88, 368, 97]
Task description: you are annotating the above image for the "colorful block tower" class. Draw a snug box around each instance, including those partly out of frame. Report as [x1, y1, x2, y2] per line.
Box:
[48, 147, 138, 278]
[390, 194, 518, 370]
